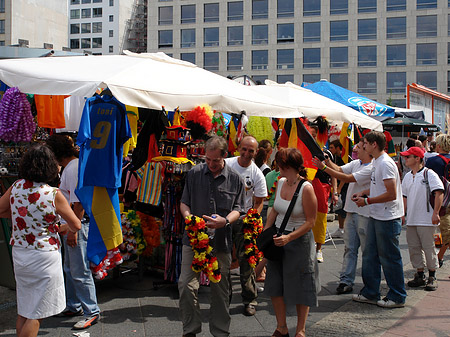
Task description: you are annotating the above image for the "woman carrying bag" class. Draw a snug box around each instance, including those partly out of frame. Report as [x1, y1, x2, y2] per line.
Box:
[263, 148, 318, 337]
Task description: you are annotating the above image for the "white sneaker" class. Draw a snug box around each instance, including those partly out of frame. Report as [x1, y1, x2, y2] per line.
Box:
[352, 294, 377, 305]
[332, 228, 344, 238]
[377, 297, 405, 308]
[316, 250, 324, 263]
[230, 267, 240, 275]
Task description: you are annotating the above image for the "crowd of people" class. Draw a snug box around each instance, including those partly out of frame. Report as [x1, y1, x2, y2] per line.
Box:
[1, 128, 449, 337]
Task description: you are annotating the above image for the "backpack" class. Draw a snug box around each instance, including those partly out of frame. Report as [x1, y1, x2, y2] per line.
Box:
[424, 155, 450, 216]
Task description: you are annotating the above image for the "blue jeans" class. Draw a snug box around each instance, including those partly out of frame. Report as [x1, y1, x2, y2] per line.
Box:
[339, 213, 369, 286]
[62, 222, 100, 317]
[361, 217, 407, 304]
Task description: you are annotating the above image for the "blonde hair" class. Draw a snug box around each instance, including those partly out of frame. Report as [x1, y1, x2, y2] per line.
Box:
[435, 134, 450, 153]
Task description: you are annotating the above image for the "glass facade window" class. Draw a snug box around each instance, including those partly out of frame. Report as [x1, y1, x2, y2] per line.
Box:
[70, 39, 80, 49]
[204, 27, 219, 47]
[252, 75, 268, 84]
[92, 22, 102, 33]
[252, 25, 268, 45]
[109, 30, 113, 37]
[0, 0, 5, 13]
[93, 7, 102, 17]
[417, 0, 437, 9]
[71, 0, 80, 4]
[0, 20, 4, 34]
[204, 52, 219, 70]
[158, 30, 173, 48]
[448, 42, 450, 64]
[416, 43, 437, 65]
[448, 14, 450, 36]
[227, 51, 243, 71]
[303, 22, 321, 42]
[181, 53, 195, 64]
[204, 3, 219, 22]
[358, 46, 377, 67]
[386, 72, 406, 93]
[0, 41, 4, 46]
[93, 0, 102, 2]
[386, 17, 406, 39]
[277, 23, 294, 43]
[92, 38, 102, 48]
[81, 23, 91, 34]
[227, 26, 243, 46]
[358, 0, 377, 13]
[70, 9, 80, 19]
[181, 4, 196, 24]
[81, 38, 91, 49]
[109, 15, 114, 22]
[303, 74, 321, 84]
[390, 99, 406, 108]
[303, 48, 321, 68]
[109, 0, 113, 5]
[416, 15, 437, 37]
[109, 46, 113, 53]
[181, 29, 195, 48]
[387, 0, 406, 11]
[70, 24, 80, 34]
[416, 71, 437, 90]
[252, 0, 268, 19]
[277, 0, 294, 17]
[81, 8, 91, 18]
[303, 0, 320, 16]
[252, 50, 268, 70]
[159, 6, 173, 25]
[82, 0, 91, 3]
[330, 0, 348, 14]
[330, 47, 348, 68]
[277, 74, 294, 83]
[386, 44, 406, 66]
[277, 49, 294, 69]
[330, 20, 348, 41]
[228, 1, 243, 21]
[330, 73, 348, 88]
[448, 71, 450, 92]
[358, 73, 377, 94]
[358, 19, 377, 40]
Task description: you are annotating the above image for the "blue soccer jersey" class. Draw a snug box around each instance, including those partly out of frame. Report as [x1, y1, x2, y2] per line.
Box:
[77, 94, 131, 189]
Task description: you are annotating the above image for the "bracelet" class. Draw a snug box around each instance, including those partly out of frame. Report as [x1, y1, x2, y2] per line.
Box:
[333, 192, 339, 196]
[364, 198, 368, 205]
[321, 165, 327, 171]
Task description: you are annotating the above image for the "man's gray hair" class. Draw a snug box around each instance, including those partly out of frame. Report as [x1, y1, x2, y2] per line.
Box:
[205, 136, 228, 157]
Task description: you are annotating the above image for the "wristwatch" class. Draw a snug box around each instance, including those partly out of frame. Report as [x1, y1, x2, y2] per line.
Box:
[225, 217, 231, 227]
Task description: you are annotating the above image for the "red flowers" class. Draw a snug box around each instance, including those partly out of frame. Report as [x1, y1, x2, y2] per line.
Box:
[23, 180, 33, 189]
[44, 214, 57, 224]
[25, 233, 36, 245]
[16, 217, 26, 230]
[48, 237, 59, 246]
[48, 223, 58, 233]
[242, 208, 264, 268]
[17, 206, 28, 217]
[28, 192, 40, 204]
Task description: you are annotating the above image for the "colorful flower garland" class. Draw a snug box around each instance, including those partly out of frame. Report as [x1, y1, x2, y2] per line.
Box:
[266, 175, 280, 200]
[90, 247, 123, 280]
[185, 215, 221, 283]
[242, 208, 264, 268]
[119, 210, 147, 261]
[137, 211, 162, 257]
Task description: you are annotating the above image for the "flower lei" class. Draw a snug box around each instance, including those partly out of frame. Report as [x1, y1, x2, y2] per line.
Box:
[242, 208, 264, 268]
[185, 215, 221, 283]
[137, 211, 162, 257]
[266, 175, 280, 200]
[90, 247, 123, 280]
[119, 210, 147, 261]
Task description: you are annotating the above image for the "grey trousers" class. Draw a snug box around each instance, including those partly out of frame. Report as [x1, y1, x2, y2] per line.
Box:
[178, 245, 232, 337]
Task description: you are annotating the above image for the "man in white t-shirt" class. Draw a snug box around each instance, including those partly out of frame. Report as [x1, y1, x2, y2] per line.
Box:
[352, 131, 407, 308]
[401, 146, 443, 291]
[313, 139, 372, 294]
[225, 135, 268, 316]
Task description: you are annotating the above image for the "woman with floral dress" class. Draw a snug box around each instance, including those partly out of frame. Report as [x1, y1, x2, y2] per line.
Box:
[0, 144, 81, 337]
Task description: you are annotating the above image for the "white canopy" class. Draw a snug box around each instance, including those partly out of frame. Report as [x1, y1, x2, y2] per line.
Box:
[249, 81, 382, 131]
[0, 51, 298, 117]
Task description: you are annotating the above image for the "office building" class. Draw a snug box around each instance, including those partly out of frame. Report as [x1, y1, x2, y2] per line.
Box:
[147, 0, 450, 107]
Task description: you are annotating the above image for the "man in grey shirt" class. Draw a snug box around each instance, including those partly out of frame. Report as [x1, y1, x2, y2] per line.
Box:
[179, 136, 245, 337]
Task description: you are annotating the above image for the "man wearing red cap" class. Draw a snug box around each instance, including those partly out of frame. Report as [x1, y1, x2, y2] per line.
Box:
[401, 146, 443, 291]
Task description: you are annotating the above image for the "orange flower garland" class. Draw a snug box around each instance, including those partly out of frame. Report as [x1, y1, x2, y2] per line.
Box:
[137, 211, 162, 257]
[266, 175, 280, 200]
[242, 208, 264, 267]
[185, 215, 221, 283]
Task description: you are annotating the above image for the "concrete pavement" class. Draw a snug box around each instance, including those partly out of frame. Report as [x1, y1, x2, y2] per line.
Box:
[1, 220, 449, 337]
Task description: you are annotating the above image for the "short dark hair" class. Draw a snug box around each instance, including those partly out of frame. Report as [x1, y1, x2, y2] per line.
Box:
[19, 144, 59, 184]
[330, 139, 343, 150]
[406, 138, 416, 149]
[205, 135, 228, 157]
[418, 135, 427, 142]
[46, 134, 78, 162]
[255, 139, 272, 167]
[275, 148, 307, 177]
[364, 131, 386, 151]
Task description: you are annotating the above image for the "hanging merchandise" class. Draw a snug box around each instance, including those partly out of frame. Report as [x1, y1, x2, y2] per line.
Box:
[90, 247, 123, 280]
[75, 93, 132, 266]
[242, 208, 264, 268]
[246, 116, 274, 144]
[35, 94, 67, 128]
[211, 111, 227, 137]
[136, 211, 162, 257]
[185, 104, 213, 140]
[56, 96, 86, 133]
[120, 210, 147, 261]
[136, 161, 165, 206]
[311, 116, 330, 149]
[0, 87, 36, 142]
[123, 105, 139, 157]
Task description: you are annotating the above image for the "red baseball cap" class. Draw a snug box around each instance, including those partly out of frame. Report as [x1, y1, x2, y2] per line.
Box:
[400, 146, 424, 159]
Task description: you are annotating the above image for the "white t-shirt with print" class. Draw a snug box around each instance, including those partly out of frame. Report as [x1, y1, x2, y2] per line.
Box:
[369, 153, 404, 220]
[402, 168, 444, 226]
[225, 157, 268, 212]
[341, 159, 372, 217]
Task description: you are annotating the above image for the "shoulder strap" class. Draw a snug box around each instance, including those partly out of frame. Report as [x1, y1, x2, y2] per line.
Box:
[438, 154, 450, 165]
[277, 179, 306, 235]
[423, 168, 431, 212]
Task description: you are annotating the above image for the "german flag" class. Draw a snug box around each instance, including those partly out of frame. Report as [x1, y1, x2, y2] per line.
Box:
[339, 122, 353, 164]
[228, 114, 239, 154]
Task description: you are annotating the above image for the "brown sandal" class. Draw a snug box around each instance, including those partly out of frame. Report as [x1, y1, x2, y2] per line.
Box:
[272, 329, 289, 337]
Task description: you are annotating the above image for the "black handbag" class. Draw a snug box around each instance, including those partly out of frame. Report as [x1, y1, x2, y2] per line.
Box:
[257, 179, 305, 261]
